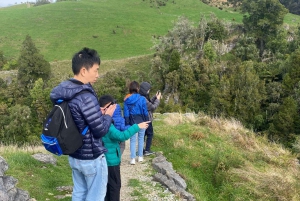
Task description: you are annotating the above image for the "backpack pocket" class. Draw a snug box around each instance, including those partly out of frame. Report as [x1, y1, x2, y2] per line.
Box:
[41, 134, 63, 156]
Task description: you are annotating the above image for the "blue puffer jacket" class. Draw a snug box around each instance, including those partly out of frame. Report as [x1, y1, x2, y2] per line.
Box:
[50, 79, 112, 160]
[112, 104, 130, 131]
[124, 93, 149, 125]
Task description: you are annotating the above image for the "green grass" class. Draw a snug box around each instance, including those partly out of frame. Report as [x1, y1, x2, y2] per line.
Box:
[0, 0, 261, 62]
[151, 113, 300, 201]
[1, 149, 72, 201]
[1, 113, 300, 200]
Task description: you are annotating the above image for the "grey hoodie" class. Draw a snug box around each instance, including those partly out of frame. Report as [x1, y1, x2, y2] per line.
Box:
[139, 82, 160, 121]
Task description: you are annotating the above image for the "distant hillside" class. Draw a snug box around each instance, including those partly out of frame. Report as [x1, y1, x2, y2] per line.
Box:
[0, 0, 247, 61]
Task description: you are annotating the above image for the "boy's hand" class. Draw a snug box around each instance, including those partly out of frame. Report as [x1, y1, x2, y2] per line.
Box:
[104, 104, 116, 117]
[138, 121, 151, 129]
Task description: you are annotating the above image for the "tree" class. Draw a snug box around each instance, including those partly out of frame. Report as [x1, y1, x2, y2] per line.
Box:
[209, 61, 265, 129]
[203, 40, 217, 63]
[282, 50, 300, 97]
[279, 0, 300, 15]
[265, 27, 289, 56]
[34, 0, 50, 6]
[270, 97, 299, 147]
[178, 61, 204, 112]
[94, 68, 130, 103]
[205, 17, 228, 42]
[17, 35, 51, 92]
[227, 0, 242, 8]
[30, 78, 52, 123]
[2, 104, 32, 145]
[241, 0, 288, 57]
[168, 50, 180, 72]
[165, 70, 180, 94]
[233, 36, 259, 61]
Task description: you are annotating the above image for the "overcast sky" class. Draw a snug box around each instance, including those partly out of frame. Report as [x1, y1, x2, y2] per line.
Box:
[0, 0, 56, 7]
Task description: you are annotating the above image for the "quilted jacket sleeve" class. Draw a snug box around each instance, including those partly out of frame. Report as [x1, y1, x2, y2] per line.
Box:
[123, 103, 130, 125]
[113, 104, 130, 131]
[78, 93, 112, 139]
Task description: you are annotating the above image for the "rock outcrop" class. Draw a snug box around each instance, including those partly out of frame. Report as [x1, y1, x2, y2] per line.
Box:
[152, 153, 196, 201]
[0, 156, 34, 201]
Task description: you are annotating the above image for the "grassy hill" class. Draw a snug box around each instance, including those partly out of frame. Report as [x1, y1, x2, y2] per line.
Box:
[0, 0, 250, 62]
[1, 0, 299, 63]
[1, 113, 300, 200]
[1, 0, 299, 62]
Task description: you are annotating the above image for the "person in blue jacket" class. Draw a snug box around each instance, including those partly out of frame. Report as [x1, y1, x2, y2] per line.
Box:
[123, 81, 149, 165]
[99, 95, 149, 201]
[110, 99, 130, 155]
[50, 47, 116, 201]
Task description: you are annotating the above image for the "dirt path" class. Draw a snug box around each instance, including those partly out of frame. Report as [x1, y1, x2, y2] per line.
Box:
[119, 140, 181, 201]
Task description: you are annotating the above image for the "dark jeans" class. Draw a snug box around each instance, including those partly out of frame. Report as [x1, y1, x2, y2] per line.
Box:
[105, 165, 121, 201]
[144, 122, 154, 152]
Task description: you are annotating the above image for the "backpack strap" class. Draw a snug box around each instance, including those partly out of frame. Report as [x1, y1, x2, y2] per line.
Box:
[73, 90, 91, 135]
[55, 90, 92, 135]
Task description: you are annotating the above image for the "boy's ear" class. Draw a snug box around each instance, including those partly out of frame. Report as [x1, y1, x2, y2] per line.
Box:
[80, 67, 87, 76]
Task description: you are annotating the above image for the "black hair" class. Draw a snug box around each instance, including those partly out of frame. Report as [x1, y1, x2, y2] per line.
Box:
[72, 47, 101, 75]
[98, 95, 115, 107]
[129, 81, 140, 94]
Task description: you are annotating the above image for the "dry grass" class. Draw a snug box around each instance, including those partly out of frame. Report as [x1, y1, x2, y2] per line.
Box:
[163, 113, 294, 161]
[173, 138, 185, 149]
[190, 131, 206, 141]
[161, 112, 300, 200]
[162, 112, 197, 126]
[230, 164, 300, 201]
[0, 144, 47, 154]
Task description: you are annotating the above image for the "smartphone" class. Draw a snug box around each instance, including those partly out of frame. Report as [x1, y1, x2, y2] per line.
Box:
[105, 100, 116, 109]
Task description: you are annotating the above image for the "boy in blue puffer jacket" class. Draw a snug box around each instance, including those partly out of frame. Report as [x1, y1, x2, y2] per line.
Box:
[99, 95, 149, 201]
[112, 102, 130, 155]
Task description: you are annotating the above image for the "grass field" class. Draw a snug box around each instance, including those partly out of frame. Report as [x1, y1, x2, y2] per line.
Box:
[1, 0, 299, 62]
[0, 0, 245, 62]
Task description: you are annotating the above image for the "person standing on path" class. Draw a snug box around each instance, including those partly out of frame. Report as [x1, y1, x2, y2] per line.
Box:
[139, 82, 161, 156]
[50, 47, 116, 201]
[123, 81, 149, 165]
[99, 94, 150, 201]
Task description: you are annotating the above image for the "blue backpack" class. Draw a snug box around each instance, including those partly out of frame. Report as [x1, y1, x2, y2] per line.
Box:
[41, 91, 88, 156]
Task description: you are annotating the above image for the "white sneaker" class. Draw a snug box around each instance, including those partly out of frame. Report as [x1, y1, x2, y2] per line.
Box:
[138, 157, 143, 162]
[130, 158, 135, 165]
